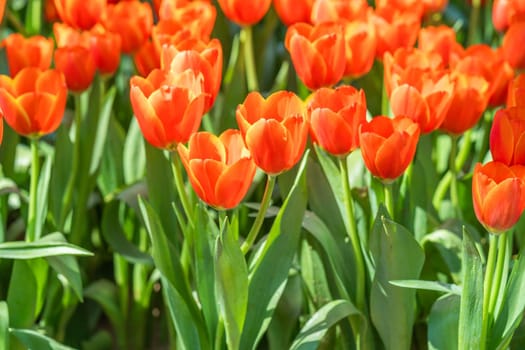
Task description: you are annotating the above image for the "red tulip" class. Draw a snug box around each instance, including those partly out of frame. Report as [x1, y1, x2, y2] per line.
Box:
[158, 0, 216, 40]
[307, 86, 367, 156]
[273, 0, 313, 26]
[236, 91, 308, 175]
[502, 20, 525, 69]
[342, 13, 377, 79]
[177, 129, 256, 209]
[2, 34, 54, 77]
[0, 67, 67, 137]
[490, 106, 525, 166]
[507, 73, 525, 107]
[54, 0, 106, 30]
[359, 115, 420, 182]
[472, 161, 525, 233]
[217, 0, 271, 26]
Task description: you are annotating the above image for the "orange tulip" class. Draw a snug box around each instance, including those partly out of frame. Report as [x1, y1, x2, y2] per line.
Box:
[439, 71, 489, 135]
[490, 106, 525, 166]
[492, 0, 525, 31]
[53, 0, 106, 30]
[102, 1, 153, 53]
[418, 25, 463, 67]
[472, 161, 525, 233]
[88, 25, 122, 76]
[273, 0, 313, 26]
[310, 0, 368, 24]
[2, 34, 54, 77]
[0, 67, 67, 137]
[502, 20, 525, 69]
[217, 0, 271, 26]
[54, 46, 96, 93]
[236, 91, 308, 175]
[158, 1, 216, 40]
[359, 115, 420, 182]
[342, 13, 377, 79]
[389, 73, 454, 133]
[507, 73, 525, 107]
[134, 40, 161, 77]
[129, 68, 207, 150]
[285, 22, 346, 90]
[0, 0, 5, 24]
[177, 129, 256, 209]
[307, 86, 367, 156]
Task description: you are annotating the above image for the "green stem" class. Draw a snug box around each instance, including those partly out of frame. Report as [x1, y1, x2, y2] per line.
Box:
[468, 0, 481, 45]
[384, 182, 395, 220]
[26, 138, 40, 242]
[381, 77, 390, 116]
[241, 25, 259, 91]
[171, 152, 193, 222]
[488, 231, 508, 323]
[449, 135, 462, 220]
[240, 175, 275, 255]
[215, 317, 224, 350]
[480, 234, 498, 350]
[59, 93, 83, 231]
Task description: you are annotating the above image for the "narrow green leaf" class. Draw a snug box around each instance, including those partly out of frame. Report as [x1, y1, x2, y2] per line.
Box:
[0, 301, 9, 350]
[215, 220, 248, 350]
[239, 152, 308, 350]
[123, 118, 146, 185]
[97, 118, 125, 198]
[0, 178, 18, 196]
[458, 228, 483, 349]
[34, 153, 53, 240]
[370, 208, 425, 350]
[0, 239, 93, 259]
[89, 87, 116, 175]
[389, 280, 462, 295]
[10, 329, 74, 350]
[421, 229, 463, 284]
[428, 294, 460, 350]
[290, 300, 359, 350]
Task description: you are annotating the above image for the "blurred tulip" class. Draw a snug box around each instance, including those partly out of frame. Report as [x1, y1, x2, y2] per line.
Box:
[389, 73, 454, 133]
[0, 67, 67, 137]
[161, 39, 223, 111]
[418, 25, 462, 67]
[472, 161, 525, 233]
[375, 0, 424, 17]
[507, 73, 525, 107]
[134, 40, 161, 77]
[502, 20, 525, 69]
[342, 14, 377, 79]
[273, 0, 313, 26]
[53, 0, 106, 30]
[45, 0, 60, 23]
[285, 22, 346, 90]
[217, 0, 271, 26]
[236, 91, 308, 175]
[359, 115, 420, 182]
[0, 0, 5, 24]
[130, 68, 207, 150]
[54, 46, 97, 92]
[88, 25, 122, 76]
[102, 1, 153, 53]
[2, 34, 54, 77]
[439, 72, 489, 135]
[490, 106, 525, 166]
[307, 86, 367, 156]
[158, 1, 216, 39]
[493, 0, 511, 31]
[310, 0, 368, 24]
[177, 129, 256, 209]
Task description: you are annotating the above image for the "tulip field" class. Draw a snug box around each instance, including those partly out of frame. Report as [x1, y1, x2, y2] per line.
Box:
[1, 0, 525, 349]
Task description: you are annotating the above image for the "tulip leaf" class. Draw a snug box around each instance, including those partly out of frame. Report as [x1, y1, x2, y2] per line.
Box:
[290, 300, 359, 350]
[34, 153, 53, 241]
[0, 238, 93, 259]
[427, 293, 460, 350]
[239, 152, 308, 350]
[389, 279, 462, 295]
[490, 243, 525, 349]
[215, 218, 248, 350]
[421, 229, 463, 284]
[123, 118, 146, 185]
[457, 228, 483, 349]
[370, 207, 425, 350]
[10, 328, 74, 350]
[0, 301, 9, 350]
[89, 86, 116, 176]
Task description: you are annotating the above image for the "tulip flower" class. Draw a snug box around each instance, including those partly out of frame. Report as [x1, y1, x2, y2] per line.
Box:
[472, 161, 525, 233]
[342, 14, 377, 79]
[134, 40, 161, 77]
[87, 25, 122, 76]
[217, 0, 271, 26]
[130, 68, 207, 150]
[307, 86, 367, 156]
[2, 34, 54, 77]
[158, 0, 216, 40]
[359, 115, 420, 182]
[507, 73, 525, 107]
[236, 91, 308, 175]
[285, 22, 346, 90]
[502, 21, 525, 69]
[0, 67, 67, 137]
[54, 46, 96, 93]
[310, 0, 368, 24]
[0, 0, 5, 24]
[490, 106, 525, 166]
[177, 130, 256, 210]
[273, 0, 313, 26]
[53, 0, 106, 30]
[418, 25, 463, 67]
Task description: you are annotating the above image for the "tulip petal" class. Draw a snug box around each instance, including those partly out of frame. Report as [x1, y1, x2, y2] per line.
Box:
[289, 34, 328, 89]
[390, 84, 429, 130]
[215, 158, 256, 209]
[0, 89, 32, 135]
[130, 85, 168, 148]
[188, 131, 225, 162]
[311, 108, 355, 155]
[490, 110, 514, 165]
[245, 118, 290, 174]
[483, 178, 523, 232]
[374, 131, 405, 180]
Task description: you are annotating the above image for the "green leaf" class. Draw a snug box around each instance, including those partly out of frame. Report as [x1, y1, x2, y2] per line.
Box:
[239, 152, 308, 350]
[215, 220, 248, 350]
[34, 153, 53, 240]
[0, 178, 19, 196]
[389, 280, 461, 295]
[97, 118, 125, 198]
[0, 301, 9, 350]
[427, 294, 460, 350]
[490, 243, 525, 348]
[10, 329, 75, 350]
[0, 238, 93, 259]
[290, 300, 359, 350]
[421, 229, 463, 284]
[123, 118, 146, 185]
[370, 208, 425, 350]
[89, 87, 116, 175]
[458, 228, 483, 349]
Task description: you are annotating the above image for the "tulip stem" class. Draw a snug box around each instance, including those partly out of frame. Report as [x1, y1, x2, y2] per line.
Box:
[26, 138, 40, 242]
[488, 231, 508, 326]
[339, 159, 366, 314]
[480, 233, 498, 350]
[449, 135, 462, 220]
[384, 182, 395, 220]
[241, 175, 275, 255]
[241, 25, 259, 91]
[171, 152, 194, 222]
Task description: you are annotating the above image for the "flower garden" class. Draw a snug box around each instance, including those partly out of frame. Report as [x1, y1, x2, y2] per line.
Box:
[0, 0, 524, 349]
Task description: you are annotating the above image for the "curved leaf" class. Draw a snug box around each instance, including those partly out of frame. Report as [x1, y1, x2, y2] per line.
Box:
[0, 301, 9, 350]
[10, 328, 75, 350]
